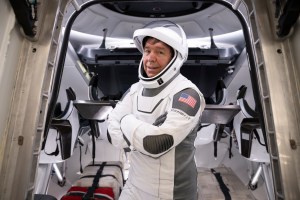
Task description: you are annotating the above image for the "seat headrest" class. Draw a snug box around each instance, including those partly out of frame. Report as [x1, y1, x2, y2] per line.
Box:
[89, 74, 102, 100]
[236, 85, 258, 118]
[89, 74, 98, 87]
[237, 85, 247, 100]
[215, 79, 227, 105]
[53, 103, 62, 118]
[66, 87, 76, 101]
[206, 79, 227, 105]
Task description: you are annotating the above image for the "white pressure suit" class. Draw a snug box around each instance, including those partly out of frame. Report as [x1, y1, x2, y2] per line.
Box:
[108, 20, 205, 200]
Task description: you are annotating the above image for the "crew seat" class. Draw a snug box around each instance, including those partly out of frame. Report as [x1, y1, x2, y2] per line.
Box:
[233, 85, 273, 198]
[83, 74, 124, 163]
[194, 79, 227, 146]
[233, 85, 269, 163]
[195, 79, 227, 146]
[194, 79, 228, 168]
[40, 87, 79, 163]
[36, 87, 79, 192]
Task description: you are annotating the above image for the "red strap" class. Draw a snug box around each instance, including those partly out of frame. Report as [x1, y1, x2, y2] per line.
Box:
[61, 186, 114, 200]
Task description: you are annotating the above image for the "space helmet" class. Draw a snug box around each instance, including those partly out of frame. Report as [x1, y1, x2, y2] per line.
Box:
[133, 20, 188, 88]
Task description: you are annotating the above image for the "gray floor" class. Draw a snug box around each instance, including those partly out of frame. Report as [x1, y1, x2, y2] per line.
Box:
[197, 166, 256, 200]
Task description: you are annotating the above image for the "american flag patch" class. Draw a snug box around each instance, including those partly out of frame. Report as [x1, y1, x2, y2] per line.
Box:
[178, 93, 197, 108]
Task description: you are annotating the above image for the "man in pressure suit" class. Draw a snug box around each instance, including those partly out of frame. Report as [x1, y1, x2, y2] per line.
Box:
[108, 20, 205, 200]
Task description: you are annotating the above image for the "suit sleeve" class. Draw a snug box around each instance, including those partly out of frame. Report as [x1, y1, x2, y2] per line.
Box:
[107, 87, 134, 149]
[120, 88, 206, 158]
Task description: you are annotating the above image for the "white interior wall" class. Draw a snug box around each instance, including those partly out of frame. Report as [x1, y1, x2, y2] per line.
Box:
[0, 0, 24, 172]
[225, 50, 255, 107]
[57, 51, 89, 109]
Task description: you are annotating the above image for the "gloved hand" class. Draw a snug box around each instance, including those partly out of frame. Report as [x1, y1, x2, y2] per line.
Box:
[152, 112, 168, 126]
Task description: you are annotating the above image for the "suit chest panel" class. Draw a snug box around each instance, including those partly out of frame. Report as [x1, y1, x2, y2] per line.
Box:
[133, 89, 171, 123]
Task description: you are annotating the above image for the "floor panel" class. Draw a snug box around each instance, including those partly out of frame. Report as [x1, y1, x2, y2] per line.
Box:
[197, 165, 256, 200]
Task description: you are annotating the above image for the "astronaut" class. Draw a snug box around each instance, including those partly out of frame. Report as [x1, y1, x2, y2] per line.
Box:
[108, 20, 206, 200]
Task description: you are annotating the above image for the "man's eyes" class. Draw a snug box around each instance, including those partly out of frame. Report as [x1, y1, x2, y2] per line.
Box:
[144, 49, 165, 55]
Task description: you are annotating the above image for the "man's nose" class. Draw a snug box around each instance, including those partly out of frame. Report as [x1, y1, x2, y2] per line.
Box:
[147, 52, 156, 62]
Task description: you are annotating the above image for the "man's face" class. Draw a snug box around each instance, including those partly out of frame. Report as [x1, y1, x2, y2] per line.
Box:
[142, 38, 173, 78]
